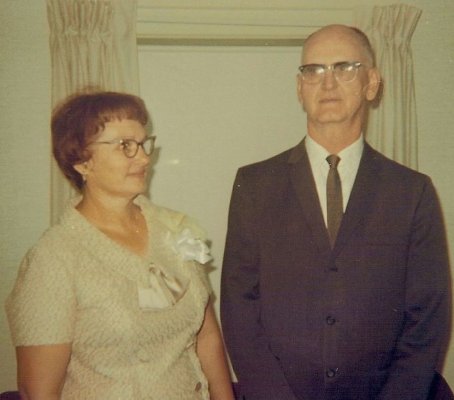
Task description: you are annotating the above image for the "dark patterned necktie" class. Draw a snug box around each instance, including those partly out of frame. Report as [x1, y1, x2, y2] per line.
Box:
[326, 154, 343, 246]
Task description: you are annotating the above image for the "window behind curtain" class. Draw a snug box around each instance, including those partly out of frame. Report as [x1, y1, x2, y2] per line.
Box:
[138, 45, 305, 309]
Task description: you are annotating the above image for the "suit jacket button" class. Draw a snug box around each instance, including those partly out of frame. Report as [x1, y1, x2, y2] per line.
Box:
[326, 316, 336, 325]
[195, 382, 202, 391]
[326, 368, 337, 378]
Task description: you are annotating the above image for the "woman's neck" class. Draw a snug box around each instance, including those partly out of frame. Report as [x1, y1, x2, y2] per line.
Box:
[76, 191, 148, 257]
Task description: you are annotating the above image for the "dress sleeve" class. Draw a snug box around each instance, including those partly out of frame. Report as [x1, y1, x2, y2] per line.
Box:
[190, 260, 213, 297]
[5, 236, 77, 346]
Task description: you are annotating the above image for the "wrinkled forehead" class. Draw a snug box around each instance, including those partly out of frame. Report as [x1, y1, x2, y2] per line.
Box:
[302, 27, 372, 65]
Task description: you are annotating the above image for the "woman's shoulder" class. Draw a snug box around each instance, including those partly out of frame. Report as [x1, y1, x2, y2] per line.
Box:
[19, 229, 74, 282]
[28, 224, 68, 254]
[24, 201, 88, 266]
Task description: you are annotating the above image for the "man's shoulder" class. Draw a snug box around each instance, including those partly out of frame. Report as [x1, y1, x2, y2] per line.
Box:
[365, 143, 430, 182]
[238, 146, 295, 175]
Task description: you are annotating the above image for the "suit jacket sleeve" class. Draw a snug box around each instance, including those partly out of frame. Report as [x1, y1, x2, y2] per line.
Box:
[221, 168, 299, 400]
[378, 177, 451, 400]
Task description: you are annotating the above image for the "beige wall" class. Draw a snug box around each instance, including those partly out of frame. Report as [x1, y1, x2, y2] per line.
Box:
[413, 0, 454, 381]
[0, 0, 51, 391]
[1, 0, 453, 392]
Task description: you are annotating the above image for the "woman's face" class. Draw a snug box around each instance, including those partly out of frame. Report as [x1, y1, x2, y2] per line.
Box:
[77, 119, 151, 200]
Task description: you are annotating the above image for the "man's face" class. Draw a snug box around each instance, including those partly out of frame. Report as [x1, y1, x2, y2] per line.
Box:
[297, 27, 379, 129]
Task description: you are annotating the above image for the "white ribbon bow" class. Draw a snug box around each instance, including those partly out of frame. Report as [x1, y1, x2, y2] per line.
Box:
[172, 228, 212, 264]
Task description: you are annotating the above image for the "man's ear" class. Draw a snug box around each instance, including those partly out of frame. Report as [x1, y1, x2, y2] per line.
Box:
[296, 74, 304, 105]
[365, 68, 381, 101]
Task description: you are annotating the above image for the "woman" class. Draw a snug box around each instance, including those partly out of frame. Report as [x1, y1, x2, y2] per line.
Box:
[6, 91, 235, 400]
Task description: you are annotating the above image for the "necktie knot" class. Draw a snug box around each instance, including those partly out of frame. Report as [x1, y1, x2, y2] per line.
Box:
[326, 154, 341, 169]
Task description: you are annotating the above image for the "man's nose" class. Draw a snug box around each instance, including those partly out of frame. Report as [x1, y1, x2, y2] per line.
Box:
[321, 69, 337, 89]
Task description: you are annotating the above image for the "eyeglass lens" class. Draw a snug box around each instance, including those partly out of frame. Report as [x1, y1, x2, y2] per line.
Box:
[123, 137, 154, 158]
[300, 62, 360, 84]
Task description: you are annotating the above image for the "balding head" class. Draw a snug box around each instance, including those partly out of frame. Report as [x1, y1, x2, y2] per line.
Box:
[296, 24, 382, 152]
[303, 25, 376, 67]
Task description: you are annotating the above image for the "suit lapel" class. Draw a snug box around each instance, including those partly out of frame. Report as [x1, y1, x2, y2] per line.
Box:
[288, 140, 382, 256]
[333, 143, 382, 254]
[288, 139, 331, 253]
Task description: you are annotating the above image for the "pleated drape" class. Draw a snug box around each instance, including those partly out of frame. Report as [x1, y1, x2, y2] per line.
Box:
[47, 0, 139, 223]
[356, 4, 422, 169]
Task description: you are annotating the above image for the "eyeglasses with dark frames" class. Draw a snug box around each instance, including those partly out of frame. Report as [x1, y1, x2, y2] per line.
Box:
[298, 61, 363, 84]
[91, 136, 156, 158]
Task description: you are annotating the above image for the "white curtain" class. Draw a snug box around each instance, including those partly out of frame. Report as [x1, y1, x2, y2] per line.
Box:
[355, 4, 422, 169]
[47, 0, 139, 223]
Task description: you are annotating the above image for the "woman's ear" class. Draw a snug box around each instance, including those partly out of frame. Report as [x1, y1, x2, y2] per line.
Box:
[73, 160, 91, 181]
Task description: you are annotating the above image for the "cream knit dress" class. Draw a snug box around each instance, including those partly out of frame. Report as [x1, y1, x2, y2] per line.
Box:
[6, 195, 212, 400]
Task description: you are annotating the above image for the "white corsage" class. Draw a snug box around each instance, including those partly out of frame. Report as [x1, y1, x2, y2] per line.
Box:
[171, 228, 212, 264]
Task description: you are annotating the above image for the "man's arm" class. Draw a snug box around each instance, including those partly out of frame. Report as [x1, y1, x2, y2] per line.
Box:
[221, 168, 298, 400]
[378, 179, 451, 400]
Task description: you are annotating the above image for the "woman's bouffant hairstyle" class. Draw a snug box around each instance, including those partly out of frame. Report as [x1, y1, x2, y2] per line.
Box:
[51, 91, 150, 192]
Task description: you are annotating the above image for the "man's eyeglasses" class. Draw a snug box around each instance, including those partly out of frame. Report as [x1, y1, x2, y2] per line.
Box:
[298, 61, 363, 84]
[92, 136, 156, 158]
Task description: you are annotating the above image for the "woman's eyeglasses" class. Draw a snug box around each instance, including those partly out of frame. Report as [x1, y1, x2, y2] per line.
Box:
[91, 136, 156, 158]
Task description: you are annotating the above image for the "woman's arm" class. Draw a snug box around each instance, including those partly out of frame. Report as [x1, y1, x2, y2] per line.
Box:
[16, 343, 71, 400]
[197, 301, 235, 400]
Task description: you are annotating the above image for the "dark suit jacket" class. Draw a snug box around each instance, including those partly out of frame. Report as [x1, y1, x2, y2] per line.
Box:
[221, 140, 450, 400]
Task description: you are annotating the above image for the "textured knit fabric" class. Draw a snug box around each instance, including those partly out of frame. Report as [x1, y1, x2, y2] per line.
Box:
[6, 195, 212, 400]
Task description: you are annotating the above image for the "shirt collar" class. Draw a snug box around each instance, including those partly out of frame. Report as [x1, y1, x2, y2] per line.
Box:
[305, 134, 364, 174]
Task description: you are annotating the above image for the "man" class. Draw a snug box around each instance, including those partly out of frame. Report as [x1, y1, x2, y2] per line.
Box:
[221, 24, 450, 400]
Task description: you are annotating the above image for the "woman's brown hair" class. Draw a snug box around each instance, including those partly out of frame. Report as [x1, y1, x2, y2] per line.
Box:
[51, 91, 149, 191]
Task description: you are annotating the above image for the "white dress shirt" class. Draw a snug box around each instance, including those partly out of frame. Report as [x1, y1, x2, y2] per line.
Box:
[305, 134, 364, 226]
